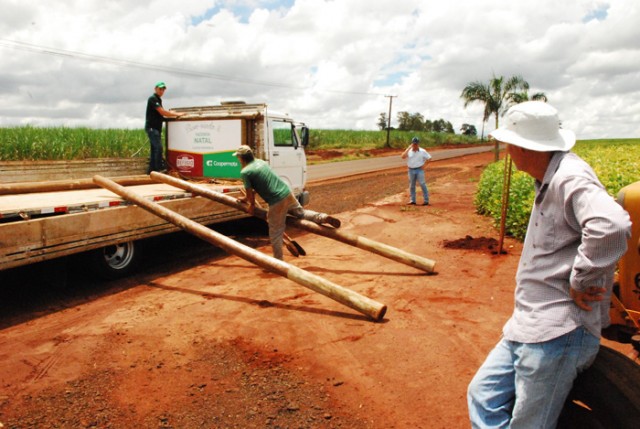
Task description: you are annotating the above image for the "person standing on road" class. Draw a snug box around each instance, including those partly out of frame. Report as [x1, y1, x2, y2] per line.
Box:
[233, 145, 341, 260]
[145, 81, 185, 174]
[467, 101, 631, 428]
[401, 137, 432, 205]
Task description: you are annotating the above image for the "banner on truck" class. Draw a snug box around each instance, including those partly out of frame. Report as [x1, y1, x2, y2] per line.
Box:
[167, 119, 244, 178]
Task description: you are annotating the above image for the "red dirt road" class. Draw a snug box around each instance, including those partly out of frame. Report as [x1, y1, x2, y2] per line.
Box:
[0, 152, 546, 428]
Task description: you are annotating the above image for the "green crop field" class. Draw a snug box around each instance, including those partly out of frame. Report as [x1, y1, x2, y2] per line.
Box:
[475, 139, 640, 240]
[0, 126, 481, 161]
[0, 126, 148, 161]
[307, 129, 479, 150]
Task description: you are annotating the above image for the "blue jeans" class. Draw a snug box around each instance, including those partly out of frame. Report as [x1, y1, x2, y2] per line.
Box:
[467, 327, 600, 429]
[146, 128, 163, 173]
[408, 168, 429, 203]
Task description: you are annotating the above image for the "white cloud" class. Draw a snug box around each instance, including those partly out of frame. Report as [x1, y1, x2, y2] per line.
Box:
[0, 0, 639, 139]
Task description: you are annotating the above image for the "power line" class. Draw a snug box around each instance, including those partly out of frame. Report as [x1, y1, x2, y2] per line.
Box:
[0, 38, 385, 97]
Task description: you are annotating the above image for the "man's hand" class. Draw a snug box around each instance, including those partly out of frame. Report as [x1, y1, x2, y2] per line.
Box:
[570, 286, 606, 311]
[236, 194, 256, 216]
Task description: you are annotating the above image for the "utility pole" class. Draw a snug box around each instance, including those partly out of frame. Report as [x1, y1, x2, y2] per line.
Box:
[384, 95, 396, 148]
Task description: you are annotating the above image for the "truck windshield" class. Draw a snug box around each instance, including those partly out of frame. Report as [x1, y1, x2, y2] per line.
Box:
[272, 120, 297, 148]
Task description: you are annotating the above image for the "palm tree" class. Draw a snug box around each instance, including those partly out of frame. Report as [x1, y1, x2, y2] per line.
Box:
[460, 82, 493, 142]
[506, 91, 547, 109]
[460, 75, 531, 161]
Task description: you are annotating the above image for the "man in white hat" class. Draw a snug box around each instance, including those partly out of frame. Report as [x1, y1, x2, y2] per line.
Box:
[233, 145, 341, 260]
[467, 101, 631, 428]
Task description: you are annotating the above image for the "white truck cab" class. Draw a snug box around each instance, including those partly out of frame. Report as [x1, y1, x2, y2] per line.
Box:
[167, 102, 310, 204]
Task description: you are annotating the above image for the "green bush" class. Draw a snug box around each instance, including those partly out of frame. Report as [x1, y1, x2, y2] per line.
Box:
[475, 140, 640, 241]
[474, 161, 534, 241]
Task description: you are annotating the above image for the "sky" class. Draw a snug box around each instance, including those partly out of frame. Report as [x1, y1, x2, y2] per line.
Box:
[1, 0, 639, 139]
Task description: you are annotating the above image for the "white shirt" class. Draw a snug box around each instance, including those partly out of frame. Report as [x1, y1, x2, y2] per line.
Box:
[406, 148, 432, 169]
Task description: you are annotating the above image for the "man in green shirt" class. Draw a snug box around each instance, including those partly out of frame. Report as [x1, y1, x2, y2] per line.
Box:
[234, 145, 341, 260]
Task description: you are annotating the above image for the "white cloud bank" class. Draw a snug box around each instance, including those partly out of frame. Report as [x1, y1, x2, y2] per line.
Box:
[1, 0, 639, 139]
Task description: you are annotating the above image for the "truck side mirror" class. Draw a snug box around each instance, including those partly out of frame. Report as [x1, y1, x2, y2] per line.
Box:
[301, 126, 309, 147]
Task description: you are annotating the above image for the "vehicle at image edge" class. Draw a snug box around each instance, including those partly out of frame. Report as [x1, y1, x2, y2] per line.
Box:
[558, 181, 640, 428]
[0, 102, 309, 279]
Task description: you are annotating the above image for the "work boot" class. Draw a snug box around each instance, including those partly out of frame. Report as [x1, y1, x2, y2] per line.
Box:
[321, 214, 341, 228]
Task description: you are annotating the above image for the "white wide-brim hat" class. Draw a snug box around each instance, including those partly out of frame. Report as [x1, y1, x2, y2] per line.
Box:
[489, 101, 575, 152]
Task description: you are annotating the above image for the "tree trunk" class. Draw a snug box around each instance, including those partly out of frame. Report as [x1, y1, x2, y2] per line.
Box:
[493, 113, 500, 161]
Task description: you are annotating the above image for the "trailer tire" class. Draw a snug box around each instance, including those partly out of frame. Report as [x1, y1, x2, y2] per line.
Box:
[558, 346, 640, 429]
[87, 241, 141, 280]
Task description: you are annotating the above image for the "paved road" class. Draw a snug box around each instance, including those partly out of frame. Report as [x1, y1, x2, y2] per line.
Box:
[307, 145, 494, 182]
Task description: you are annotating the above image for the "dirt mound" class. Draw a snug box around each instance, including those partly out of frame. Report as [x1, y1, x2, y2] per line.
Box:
[442, 235, 503, 253]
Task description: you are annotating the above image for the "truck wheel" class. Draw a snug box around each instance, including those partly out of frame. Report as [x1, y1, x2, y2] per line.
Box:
[87, 241, 141, 280]
[558, 346, 640, 428]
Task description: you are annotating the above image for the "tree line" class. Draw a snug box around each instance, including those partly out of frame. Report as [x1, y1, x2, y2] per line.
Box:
[377, 112, 477, 136]
[376, 74, 546, 160]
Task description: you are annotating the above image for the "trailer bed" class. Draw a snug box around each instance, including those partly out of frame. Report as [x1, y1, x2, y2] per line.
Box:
[0, 183, 242, 222]
[0, 182, 247, 271]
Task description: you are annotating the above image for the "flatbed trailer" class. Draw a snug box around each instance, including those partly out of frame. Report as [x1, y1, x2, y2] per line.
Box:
[0, 180, 246, 276]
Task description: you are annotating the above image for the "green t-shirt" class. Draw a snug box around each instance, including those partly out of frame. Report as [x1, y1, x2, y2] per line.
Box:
[240, 159, 291, 205]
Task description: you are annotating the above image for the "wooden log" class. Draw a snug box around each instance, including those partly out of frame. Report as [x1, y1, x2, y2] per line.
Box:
[93, 175, 387, 321]
[0, 158, 147, 184]
[289, 221, 437, 273]
[0, 175, 153, 195]
[150, 172, 436, 273]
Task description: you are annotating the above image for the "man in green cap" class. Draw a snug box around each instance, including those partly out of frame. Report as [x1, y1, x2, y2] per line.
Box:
[145, 81, 185, 173]
[233, 145, 341, 260]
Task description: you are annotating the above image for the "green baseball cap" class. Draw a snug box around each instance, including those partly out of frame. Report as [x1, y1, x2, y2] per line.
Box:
[155, 81, 166, 89]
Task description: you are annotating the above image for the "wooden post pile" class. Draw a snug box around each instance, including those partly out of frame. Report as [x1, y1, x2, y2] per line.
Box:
[93, 175, 387, 321]
[150, 172, 436, 273]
